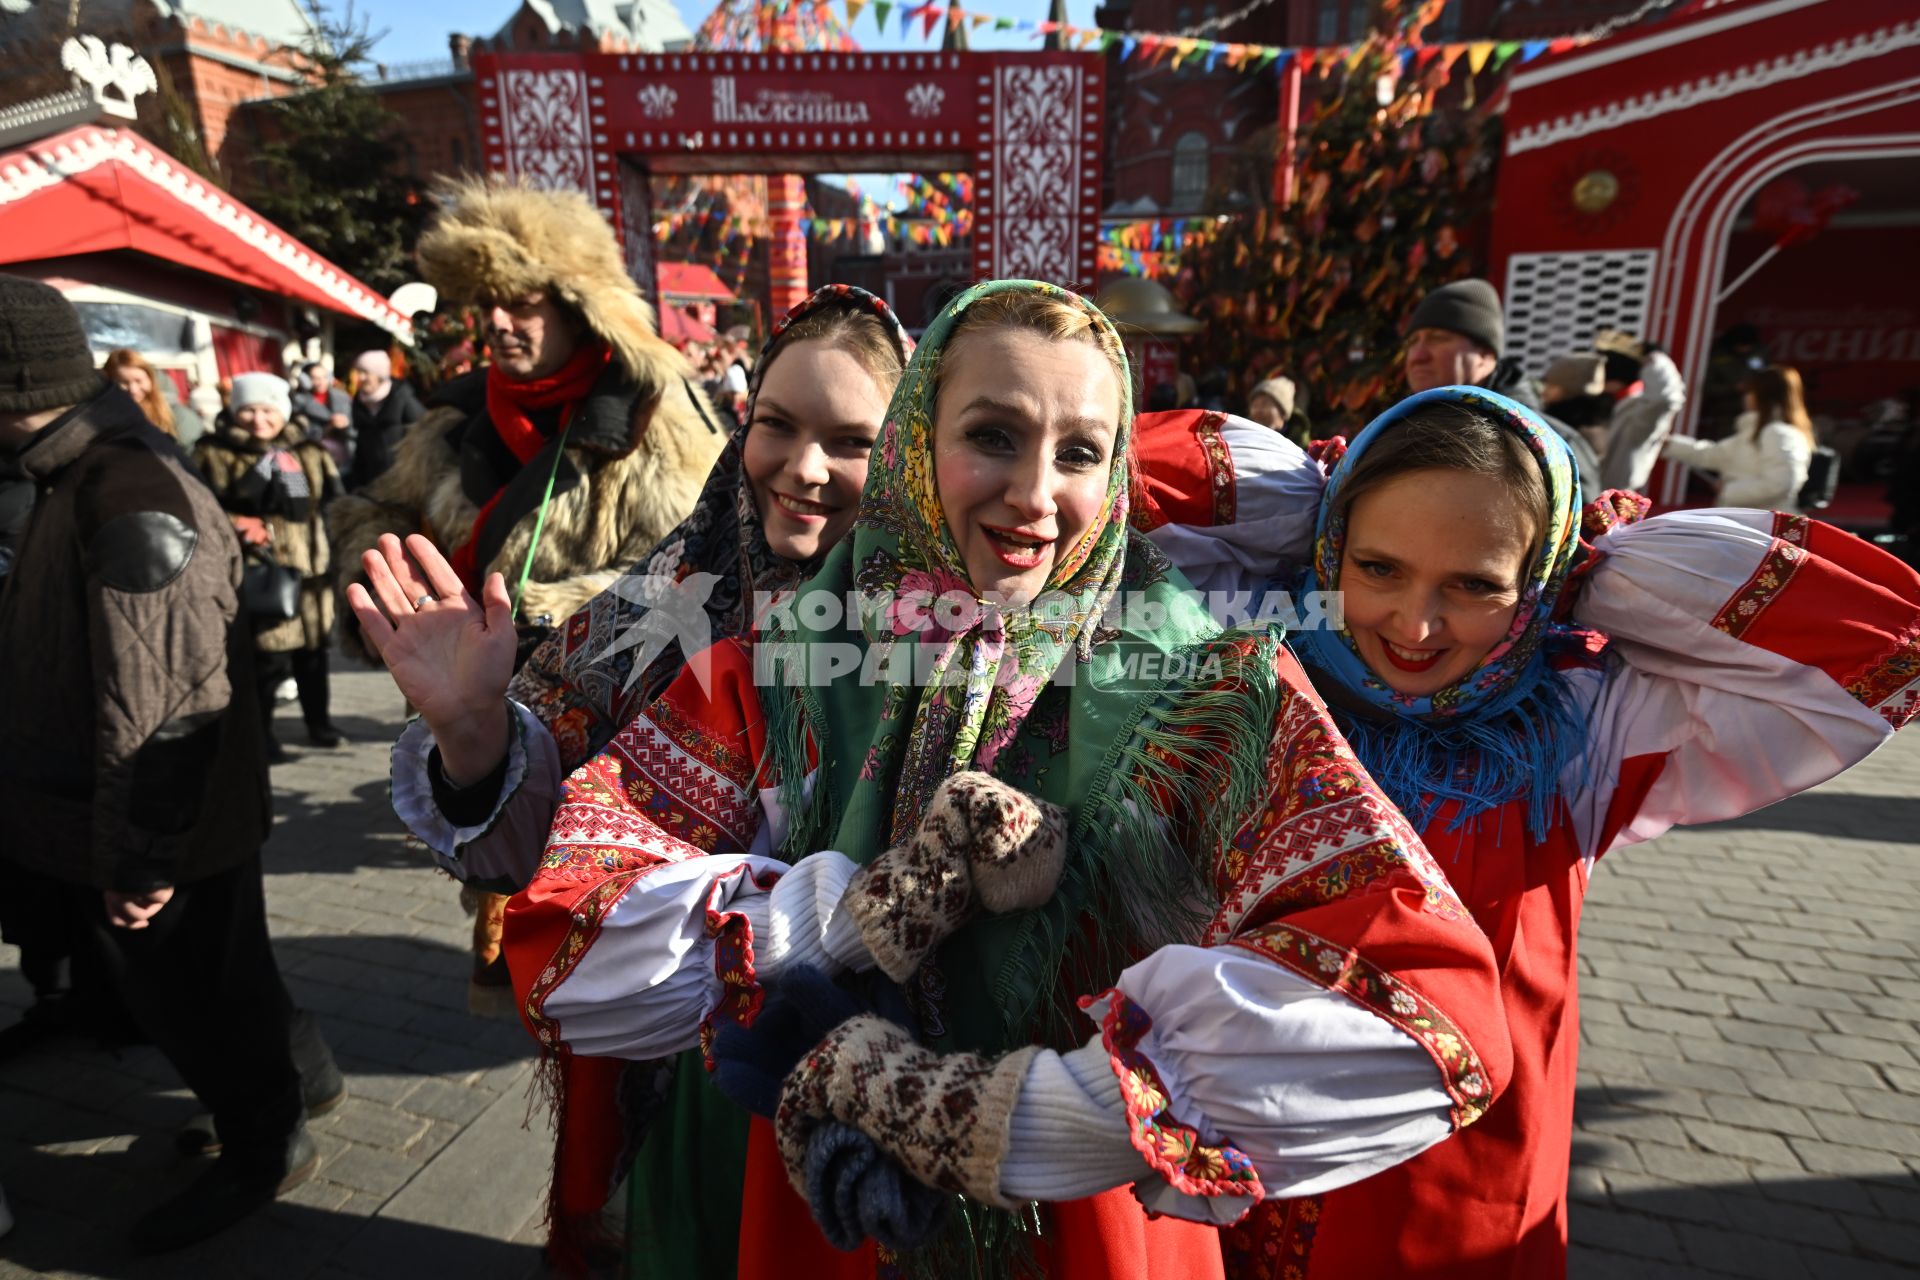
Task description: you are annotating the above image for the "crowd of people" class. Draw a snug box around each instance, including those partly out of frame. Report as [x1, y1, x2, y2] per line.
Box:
[1, 176, 1918, 1280]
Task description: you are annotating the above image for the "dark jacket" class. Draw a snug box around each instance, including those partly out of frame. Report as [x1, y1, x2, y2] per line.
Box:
[1484, 359, 1604, 506]
[0, 387, 271, 892]
[293, 385, 352, 443]
[346, 381, 426, 492]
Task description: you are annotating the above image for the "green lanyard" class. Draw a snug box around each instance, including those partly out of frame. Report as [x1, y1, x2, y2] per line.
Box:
[511, 415, 575, 623]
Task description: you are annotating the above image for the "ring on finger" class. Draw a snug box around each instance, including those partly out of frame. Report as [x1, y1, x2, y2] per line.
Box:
[414, 593, 434, 610]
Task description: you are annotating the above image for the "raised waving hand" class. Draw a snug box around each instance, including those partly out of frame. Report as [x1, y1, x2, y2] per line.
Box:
[344, 533, 516, 782]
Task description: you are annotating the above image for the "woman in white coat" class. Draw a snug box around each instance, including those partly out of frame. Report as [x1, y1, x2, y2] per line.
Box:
[1662, 364, 1815, 512]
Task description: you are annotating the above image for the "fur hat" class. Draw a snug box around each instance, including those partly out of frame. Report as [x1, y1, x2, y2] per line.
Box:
[415, 177, 675, 383]
[1248, 376, 1301, 420]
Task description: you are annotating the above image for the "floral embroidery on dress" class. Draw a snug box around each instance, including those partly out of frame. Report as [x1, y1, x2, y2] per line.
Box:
[1843, 620, 1920, 730]
[1230, 923, 1495, 1128]
[1193, 410, 1238, 527]
[1711, 536, 1809, 639]
[1772, 511, 1811, 546]
[1221, 1195, 1323, 1280]
[1081, 987, 1264, 1211]
[522, 869, 652, 1052]
[697, 860, 782, 1068]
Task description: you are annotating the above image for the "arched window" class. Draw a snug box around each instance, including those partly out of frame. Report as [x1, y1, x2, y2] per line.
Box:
[1171, 132, 1210, 210]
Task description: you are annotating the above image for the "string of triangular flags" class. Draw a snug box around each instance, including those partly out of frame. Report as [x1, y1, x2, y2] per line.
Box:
[1096, 244, 1181, 274]
[653, 173, 980, 247]
[738, 0, 1589, 77]
[1102, 216, 1224, 254]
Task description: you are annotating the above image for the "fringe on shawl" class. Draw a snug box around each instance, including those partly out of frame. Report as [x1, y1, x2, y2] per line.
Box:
[1328, 650, 1593, 843]
[770, 635, 1282, 1280]
[990, 635, 1282, 1052]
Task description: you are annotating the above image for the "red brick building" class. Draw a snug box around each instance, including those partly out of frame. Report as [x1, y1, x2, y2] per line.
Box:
[345, 1, 696, 189]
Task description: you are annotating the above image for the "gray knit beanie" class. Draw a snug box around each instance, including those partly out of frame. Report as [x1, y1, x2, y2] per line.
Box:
[1406, 279, 1504, 357]
[0, 275, 105, 412]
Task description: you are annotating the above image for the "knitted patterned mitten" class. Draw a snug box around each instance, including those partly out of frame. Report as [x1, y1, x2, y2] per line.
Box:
[775, 1013, 1043, 1210]
[845, 771, 1069, 981]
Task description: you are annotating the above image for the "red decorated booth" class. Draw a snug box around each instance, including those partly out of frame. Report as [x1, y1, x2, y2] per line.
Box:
[0, 124, 412, 396]
[1487, 0, 1920, 506]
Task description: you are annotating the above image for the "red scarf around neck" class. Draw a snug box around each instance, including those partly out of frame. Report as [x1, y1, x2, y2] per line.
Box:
[452, 341, 614, 591]
[483, 340, 613, 464]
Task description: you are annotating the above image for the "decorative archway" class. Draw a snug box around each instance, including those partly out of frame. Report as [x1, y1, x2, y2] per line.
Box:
[1487, 0, 1920, 504]
[473, 48, 1106, 309]
[1647, 81, 1920, 494]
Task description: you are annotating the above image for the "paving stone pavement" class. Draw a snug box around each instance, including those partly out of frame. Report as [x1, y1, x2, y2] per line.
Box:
[0, 671, 549, 1280]
[1, 669, 1916, 1278]
[1567, 717, 1920, 1278]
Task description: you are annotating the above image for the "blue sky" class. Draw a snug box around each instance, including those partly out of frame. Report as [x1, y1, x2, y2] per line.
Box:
[356, 0, 1102, 66]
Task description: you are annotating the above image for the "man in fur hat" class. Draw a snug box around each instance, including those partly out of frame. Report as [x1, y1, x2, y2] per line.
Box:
[330, 178, 728, 1008]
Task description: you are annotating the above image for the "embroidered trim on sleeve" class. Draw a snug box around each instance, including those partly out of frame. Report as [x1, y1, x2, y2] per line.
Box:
[1710, 536, 1808, 640]
[1228, 924, 1494, 1130]
[1843, 621, 1920, 730]
[1080, 987, 1265, 1212]
[1196, 410, 1238, 527]
[698, 859, 783, 1068]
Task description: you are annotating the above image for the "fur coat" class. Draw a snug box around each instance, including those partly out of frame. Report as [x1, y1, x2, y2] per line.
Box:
[194, 418, 340, 653]
[328, 364, 724, 662]
[326, 179, 728, 663]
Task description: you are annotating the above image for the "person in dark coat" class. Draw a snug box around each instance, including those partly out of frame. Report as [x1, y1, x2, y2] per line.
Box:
[345, 349, 425, 491]
[0, 277, 340, 1254]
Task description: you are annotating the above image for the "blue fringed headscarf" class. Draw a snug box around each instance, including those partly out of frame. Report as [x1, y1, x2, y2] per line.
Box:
[1291, 385, 1594, 840]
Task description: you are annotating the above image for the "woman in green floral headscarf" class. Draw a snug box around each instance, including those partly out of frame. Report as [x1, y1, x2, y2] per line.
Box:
[503, 281, 1511, 1280]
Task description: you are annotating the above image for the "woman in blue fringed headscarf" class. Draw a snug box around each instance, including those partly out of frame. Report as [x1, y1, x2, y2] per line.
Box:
[1239, 382, 1920, 1277]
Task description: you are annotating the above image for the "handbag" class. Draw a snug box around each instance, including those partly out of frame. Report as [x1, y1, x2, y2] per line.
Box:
[241, 547, 302, 624]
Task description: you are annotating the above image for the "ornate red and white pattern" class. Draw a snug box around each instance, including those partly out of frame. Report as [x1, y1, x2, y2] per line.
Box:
[1208, 688, 1444, 940]
[601, 697, 761, 853]
[990, 62, 1084, 283]
[1710, 531, 1809, 640]
[1845, 621, 1920, 731]
[499, 68, 599, 201]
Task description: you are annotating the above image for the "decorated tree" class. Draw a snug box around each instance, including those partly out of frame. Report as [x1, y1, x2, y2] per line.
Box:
[1172, 0, 1502, 432]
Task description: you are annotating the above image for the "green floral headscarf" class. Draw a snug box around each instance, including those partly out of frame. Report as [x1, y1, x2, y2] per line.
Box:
[761, 279, 1279, 1051]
